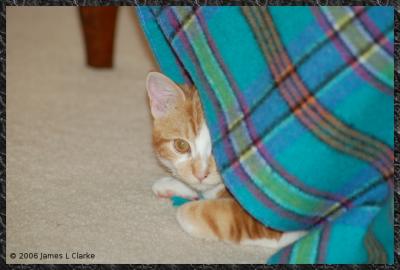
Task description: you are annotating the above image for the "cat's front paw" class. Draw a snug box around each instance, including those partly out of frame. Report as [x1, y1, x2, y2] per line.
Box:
[152, 177, 199, 200]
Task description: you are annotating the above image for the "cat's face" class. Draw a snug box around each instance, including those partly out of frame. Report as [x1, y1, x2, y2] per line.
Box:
[146, 72, 222, 192]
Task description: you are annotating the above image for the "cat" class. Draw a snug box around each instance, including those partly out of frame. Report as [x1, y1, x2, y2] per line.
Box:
[146, 71, 306, 249]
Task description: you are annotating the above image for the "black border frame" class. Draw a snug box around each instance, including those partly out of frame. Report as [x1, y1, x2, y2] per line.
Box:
[0, 0, 398, 268]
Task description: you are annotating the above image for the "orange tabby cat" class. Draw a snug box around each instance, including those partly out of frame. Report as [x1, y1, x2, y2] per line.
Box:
[146, 72, 305, 248]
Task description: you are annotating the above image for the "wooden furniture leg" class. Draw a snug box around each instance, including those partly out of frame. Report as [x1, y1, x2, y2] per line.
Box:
[79, 7, 118, 68]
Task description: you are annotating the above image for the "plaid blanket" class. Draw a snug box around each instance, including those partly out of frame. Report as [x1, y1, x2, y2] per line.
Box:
[137, 6, 394, 264]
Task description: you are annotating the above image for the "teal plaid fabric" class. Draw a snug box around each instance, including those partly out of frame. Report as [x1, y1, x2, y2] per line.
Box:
[137, 6, 394, 264]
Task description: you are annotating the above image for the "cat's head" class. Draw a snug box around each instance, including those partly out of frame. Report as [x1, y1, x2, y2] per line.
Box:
[146, 72, 222, 191]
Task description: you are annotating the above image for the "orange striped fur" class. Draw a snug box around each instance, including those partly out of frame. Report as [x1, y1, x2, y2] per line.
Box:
[177, 187, 282, 244]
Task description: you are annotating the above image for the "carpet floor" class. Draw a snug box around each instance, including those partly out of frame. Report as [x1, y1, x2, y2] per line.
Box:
[6, 7, 275, 264]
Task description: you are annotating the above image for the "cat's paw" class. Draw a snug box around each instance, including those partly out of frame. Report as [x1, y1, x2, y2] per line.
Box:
[152, 177, 199, 200]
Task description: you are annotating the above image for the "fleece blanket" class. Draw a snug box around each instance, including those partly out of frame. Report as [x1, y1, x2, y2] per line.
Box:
[136, 6, 394, 264]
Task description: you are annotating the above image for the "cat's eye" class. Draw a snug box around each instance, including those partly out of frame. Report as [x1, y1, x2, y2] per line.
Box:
[174, 139, 191, 154]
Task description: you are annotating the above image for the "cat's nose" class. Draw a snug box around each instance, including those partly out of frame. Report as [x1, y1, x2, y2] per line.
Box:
[195, 171, 209, 182]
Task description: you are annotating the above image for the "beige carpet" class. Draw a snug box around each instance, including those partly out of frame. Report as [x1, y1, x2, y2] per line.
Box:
[6, 7, 275, 264]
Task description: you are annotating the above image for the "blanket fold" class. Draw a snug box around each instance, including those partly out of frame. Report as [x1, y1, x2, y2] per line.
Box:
[137, 6, 394, 264]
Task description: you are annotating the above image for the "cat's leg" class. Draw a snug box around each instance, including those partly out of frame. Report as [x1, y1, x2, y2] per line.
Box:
[176, 197, 305, 248]
[152, 177, 199, 199]
[240, 230, 307, 249]
[177, 198, 265, 243]
[176, 199, 222, 242]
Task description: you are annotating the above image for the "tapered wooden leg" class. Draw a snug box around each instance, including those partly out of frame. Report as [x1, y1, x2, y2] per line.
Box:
[79, 7, 118, 68]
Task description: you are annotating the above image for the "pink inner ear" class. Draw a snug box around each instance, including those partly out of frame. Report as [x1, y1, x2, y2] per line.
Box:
[147, 74, 182, 118]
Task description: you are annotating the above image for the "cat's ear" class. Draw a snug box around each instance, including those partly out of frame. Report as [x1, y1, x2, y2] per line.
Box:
[146, 72, 186, 118]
